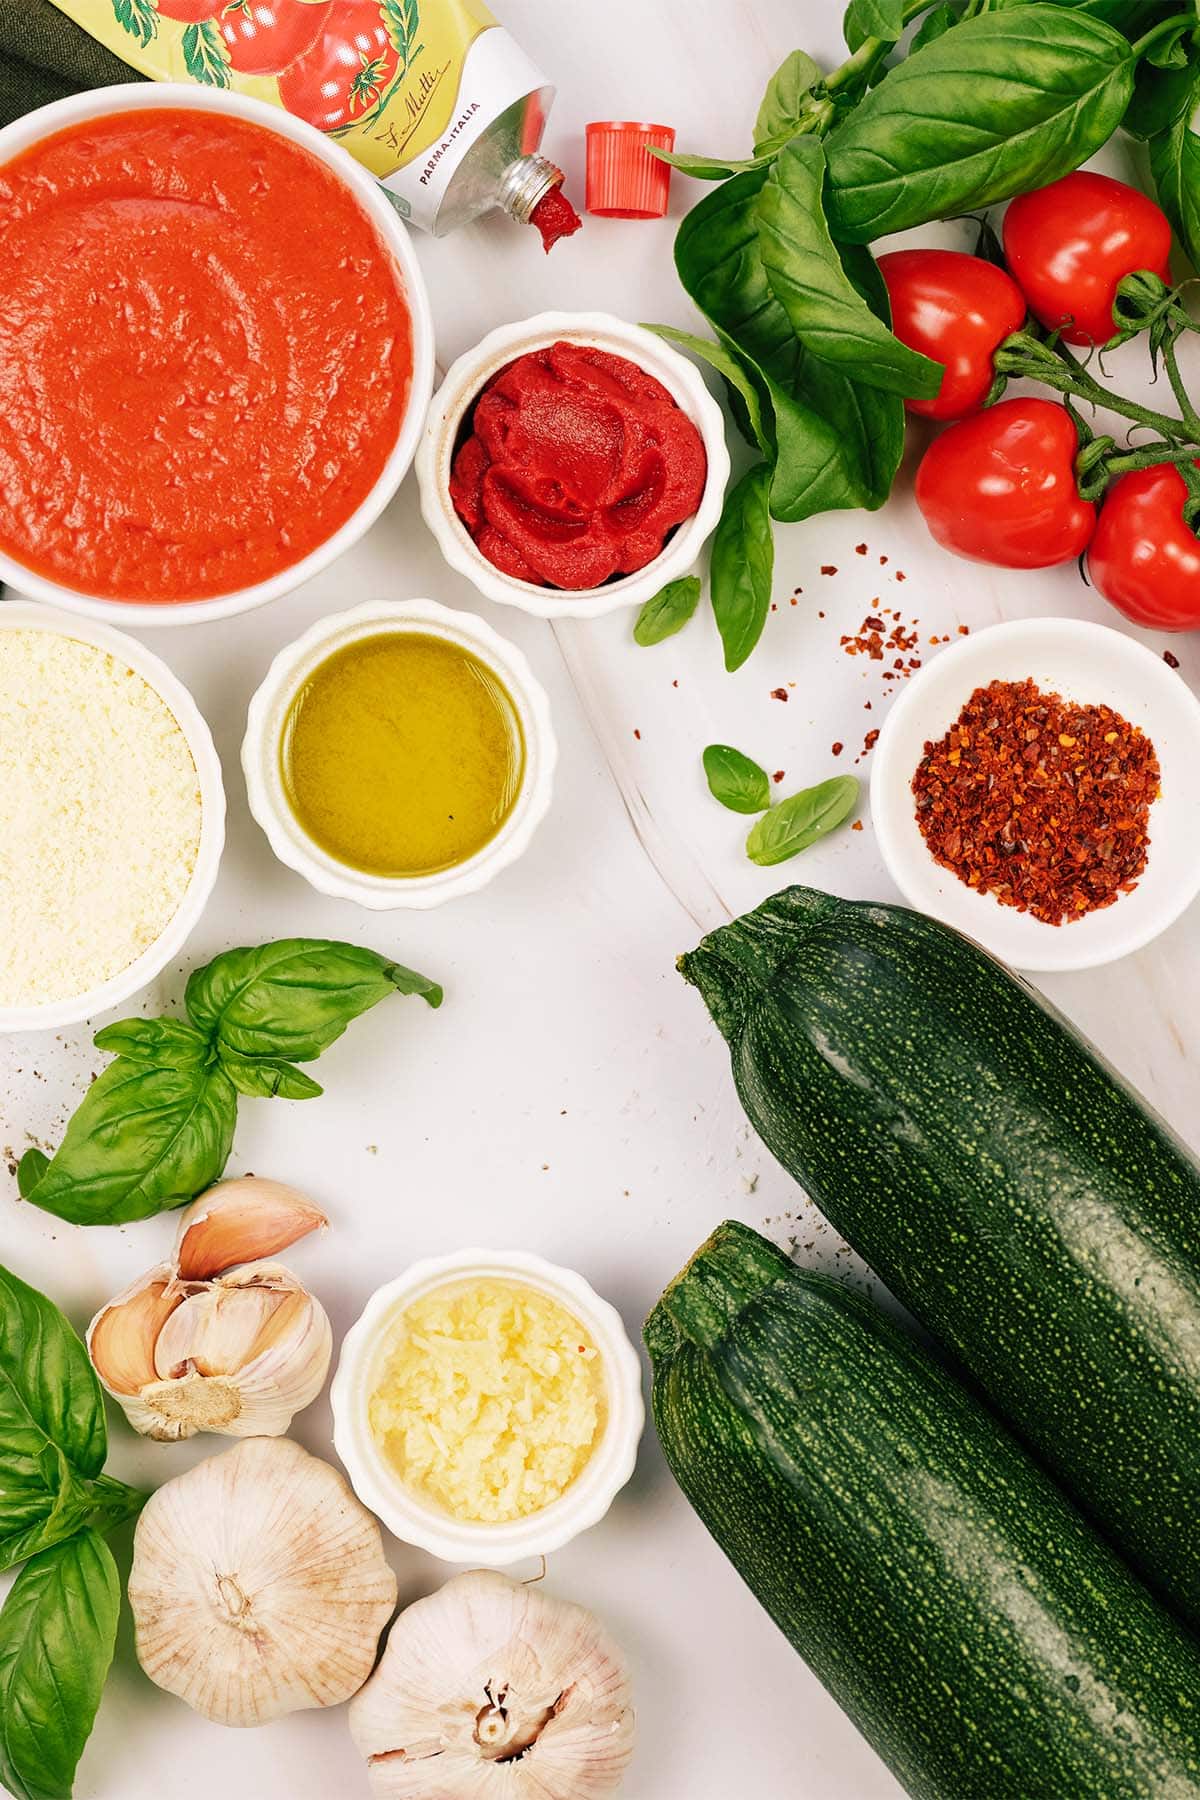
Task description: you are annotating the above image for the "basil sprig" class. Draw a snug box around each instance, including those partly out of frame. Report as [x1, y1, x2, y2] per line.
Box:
[19, 939, 442, 1228]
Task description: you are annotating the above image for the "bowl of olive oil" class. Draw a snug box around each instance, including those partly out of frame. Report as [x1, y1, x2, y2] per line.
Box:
[242, 600, 556, 908]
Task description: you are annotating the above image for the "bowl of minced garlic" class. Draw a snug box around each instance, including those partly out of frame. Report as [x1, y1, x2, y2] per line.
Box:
[332, 1250, 644, 1563]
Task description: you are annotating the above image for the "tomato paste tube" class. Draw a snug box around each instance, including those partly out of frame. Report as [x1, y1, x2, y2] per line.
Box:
[48, 0, 580, 240]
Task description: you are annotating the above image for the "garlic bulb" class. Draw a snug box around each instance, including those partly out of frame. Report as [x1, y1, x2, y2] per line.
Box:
[348, 1569, 634, 1798]
[130, 1437, 398, 1727]
[87, 1177, 331, 1441]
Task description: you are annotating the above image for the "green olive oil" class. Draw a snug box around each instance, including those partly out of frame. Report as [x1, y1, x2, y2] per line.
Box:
[281, 632, 525, 877]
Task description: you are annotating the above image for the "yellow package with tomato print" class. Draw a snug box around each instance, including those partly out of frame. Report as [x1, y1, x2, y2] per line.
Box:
[49, 0, 561, 234]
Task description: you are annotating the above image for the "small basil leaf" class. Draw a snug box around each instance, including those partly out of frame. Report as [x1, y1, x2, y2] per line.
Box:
[92, 1016, 214, 1069]
[710, 465, 775, 672]
[825, 9, 1135, 242]
[845, 0, 904, 54]
[758, 139, 942, 398]
[652, 148, 777, 180]
[21, 1060, 238, 1226]
[185, 939, 442, 1063]
[1149, 79, 1200, 267]
[633, 576, 702, 648]
[745, 776, 860, 866]
[645, 324, 773, 454]
[755, 50, 821, 150]
[220, 1055, 324, 1101]
[0, 1530, 120, 1800]
[703, 744, 772, 814]
[911, 3, 958, 51]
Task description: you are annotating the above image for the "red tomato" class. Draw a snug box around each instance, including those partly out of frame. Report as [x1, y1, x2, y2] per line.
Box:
[878, 250, 1026, 421]
[277, 1, 399, 133]
[1003, 172, 1173, 347]
[217, 0, 330, 77]
[156, 0, 225, 18]
[915, 398, 1096, 569]
[1088, 462, 1200, 631]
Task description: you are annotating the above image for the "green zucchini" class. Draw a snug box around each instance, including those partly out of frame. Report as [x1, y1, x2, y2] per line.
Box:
[678, 887, 1200, 1628]
[647, 1221, 1200, 1800]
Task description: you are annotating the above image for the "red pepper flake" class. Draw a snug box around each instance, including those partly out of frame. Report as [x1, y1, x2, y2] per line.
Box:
[831, 741, 844, 756]
[821, 565, 838, 576]
[895, 570, 907, 581]
[957, 624, 970, 636]
[911, 677, 1160, 927]
[789, 596, 798, 606]
[633, 729, 641, 740]
[771, 602, 778, 612]
[671, 679, 679, 688]
[851, 819, 864, 831]
[855, 543, 868, 555]
[817, 610, 825, 619]
[879, 554, 889, 566]
[770, 688, 788, 702]
[1164, 650, 1180, 669]
[772, 769, 785, 784]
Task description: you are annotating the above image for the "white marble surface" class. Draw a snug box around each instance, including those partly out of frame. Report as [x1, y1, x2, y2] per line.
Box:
[3, 3, 1200, 1796]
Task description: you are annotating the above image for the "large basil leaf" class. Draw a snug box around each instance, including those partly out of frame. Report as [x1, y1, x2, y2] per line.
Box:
[758, 138, 941, 397]
[1149, 81, 1200, 268]
[20, 1059, 237, 1226]
[675, 169, 903, 522]
[754, 50, 821, 150]
[979, 0, 1175, 31]
[0, 1530, 119, 1800]
[825, 7, 1135, 242]
[186, 939, 442, 1063]
[710, 465, 775, 672]
[0, 1267, 141, 1571]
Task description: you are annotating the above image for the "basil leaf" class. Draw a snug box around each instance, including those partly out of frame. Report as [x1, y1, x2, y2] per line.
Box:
[825, 8, 1135, 242]
[220, 1055, 324, 1101]
[21, 1060, 238, 1226]
[185, 939, 442, 1063]
[754, 50, 822, 150]
[633, 576, 703, 648]
[710, 465, 775, 672]
[703, 744, 772, 814]
[911, 3, 958, 51]
[979, 0, 1172, 29]
[758, 139, 941, 398]
[92, 1017, 214, 1069]
[0, 1530, 119, 1800]
[1125, 55, 1197, 140]
[745, 776, 860, 865]
[675, 169, 903, 522]
[845, 0, 904, 53]
[1149, 83, 1200, 267]
[646, 325, 773, 454]
[0, 1266, 143, 1571]
[653, 149, 776, 180]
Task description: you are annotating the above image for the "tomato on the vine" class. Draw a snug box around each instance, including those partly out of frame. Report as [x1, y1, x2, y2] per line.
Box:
[277, 1, 399, 133]
[915, 397, 1096, 569]
[155, 0, 225, 17]
[877, 249, 1026, 421]
[1003, 172, 1173, 348]
[1088, 462, 1200, 632]
[217, 0, 330, 77]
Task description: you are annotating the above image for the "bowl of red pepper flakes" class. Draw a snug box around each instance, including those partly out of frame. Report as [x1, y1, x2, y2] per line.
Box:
[870, 618, 1200, 972]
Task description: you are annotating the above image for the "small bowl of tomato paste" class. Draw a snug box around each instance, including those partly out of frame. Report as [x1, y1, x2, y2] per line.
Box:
[0, 85, 435, 626]
[416, 312, 730, 618]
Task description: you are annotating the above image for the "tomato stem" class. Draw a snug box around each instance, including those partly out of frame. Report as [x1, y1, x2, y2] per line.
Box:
[823, 0, 934, 100]
[994, 330, 1197, 445]
[1162, 337, 1200, 442]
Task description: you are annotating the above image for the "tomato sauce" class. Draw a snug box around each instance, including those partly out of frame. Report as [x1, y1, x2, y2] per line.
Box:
[0, 110, 413, 602]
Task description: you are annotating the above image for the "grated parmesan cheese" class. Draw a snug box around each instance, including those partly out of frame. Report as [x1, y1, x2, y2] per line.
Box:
[0, 628, 202, 1006]
[369, 1278, 607, 1523]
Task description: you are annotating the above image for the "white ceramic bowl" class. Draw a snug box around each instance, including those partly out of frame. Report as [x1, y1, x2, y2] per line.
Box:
[416, 310, 731, 618]
[331, 1247, 645, 1565]
[0, 84, 435, 628]
[871, 617, 1200, 973]
[242, 598, 556, 909]
[0, 603, 225, 1032]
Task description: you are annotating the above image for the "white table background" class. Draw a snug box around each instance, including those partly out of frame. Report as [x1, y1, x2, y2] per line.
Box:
[4, 3, 1200, 1796]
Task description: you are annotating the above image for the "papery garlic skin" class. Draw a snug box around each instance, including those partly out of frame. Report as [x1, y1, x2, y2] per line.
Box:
[130, 1436, 397, 1727]
[174, 1178, 328, 1281]
[348, 1569, 634, 1798]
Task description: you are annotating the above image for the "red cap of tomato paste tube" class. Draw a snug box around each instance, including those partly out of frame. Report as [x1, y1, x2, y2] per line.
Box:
[586, 121, 675, 219]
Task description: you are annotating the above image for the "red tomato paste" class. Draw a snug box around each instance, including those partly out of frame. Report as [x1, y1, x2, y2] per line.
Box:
[0, 110, 413, 602]
[529, 185, 582, 254]
[449, 342, 706, 589]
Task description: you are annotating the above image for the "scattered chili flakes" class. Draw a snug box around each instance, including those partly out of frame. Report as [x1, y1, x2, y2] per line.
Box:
[773, 769, 785, 784]
[821, 565, 838, 576]
[633, 729, 641, 740]
[855, 543, 868, 555]
[855, 728, 880, 765]
[851, 819, 864, 831]
[1164, 650, 1180, 669]
[841, 612, 922, 670]
[831, 741, 844, 756]
[911, 677, 1160, 927]
[770, 688, 788, 702]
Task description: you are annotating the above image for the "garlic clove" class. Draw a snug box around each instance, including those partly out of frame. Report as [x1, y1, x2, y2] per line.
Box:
[129, 1436, 398, 1727]
[153, 1279, 288, 1380]
[174, 1178, 328, 1282]
[87, 1266, 183, 1398]
[348, 1569, 634, 1798]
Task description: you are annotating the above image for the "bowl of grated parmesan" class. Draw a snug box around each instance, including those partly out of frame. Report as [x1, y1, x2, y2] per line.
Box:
[0, 604, 225, 1031]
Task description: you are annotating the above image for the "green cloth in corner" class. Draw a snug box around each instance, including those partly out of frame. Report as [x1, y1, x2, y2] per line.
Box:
[0, 0, 146, 128]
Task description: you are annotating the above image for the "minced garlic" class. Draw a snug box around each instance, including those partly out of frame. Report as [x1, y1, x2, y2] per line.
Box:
[0, 629, 202, 1006]
[369, 1278, 607, 1523]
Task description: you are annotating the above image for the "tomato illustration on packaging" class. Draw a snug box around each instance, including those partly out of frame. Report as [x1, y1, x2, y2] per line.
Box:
[52, 0, 574, 238]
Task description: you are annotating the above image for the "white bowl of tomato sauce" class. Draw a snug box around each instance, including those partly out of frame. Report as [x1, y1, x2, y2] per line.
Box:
[416, 311, 730, 619]
[0, 84, 434, 627]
